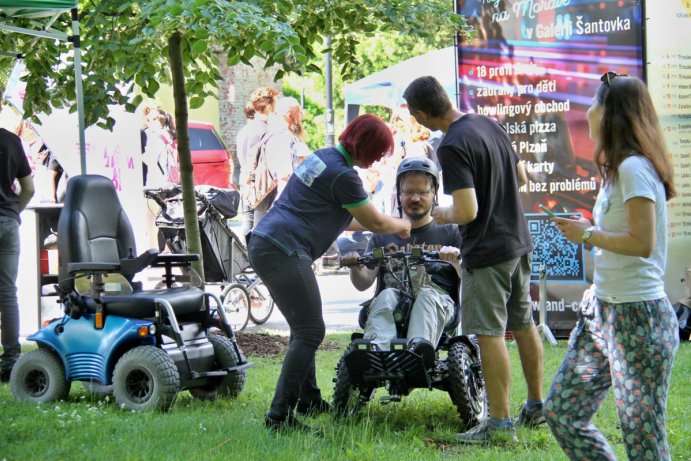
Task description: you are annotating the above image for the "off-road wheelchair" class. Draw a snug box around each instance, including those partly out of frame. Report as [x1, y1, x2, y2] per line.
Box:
[334, 247, 487, 429]
[10, 175, 251, 411]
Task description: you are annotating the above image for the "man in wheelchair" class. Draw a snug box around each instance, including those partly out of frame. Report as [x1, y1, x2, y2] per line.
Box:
[342, 157, 461, 365]
[336, 158, 485, 426]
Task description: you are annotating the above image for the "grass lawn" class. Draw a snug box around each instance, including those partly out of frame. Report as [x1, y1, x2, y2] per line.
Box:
[1, 333, 689, 461]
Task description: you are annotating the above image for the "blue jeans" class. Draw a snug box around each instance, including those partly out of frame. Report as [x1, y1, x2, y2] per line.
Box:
[248, 235, 325, 418]
[0, 216, 21, 372]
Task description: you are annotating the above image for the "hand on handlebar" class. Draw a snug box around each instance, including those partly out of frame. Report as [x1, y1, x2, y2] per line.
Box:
[340, 251, 361, 267]
[438, 246, 460, 261]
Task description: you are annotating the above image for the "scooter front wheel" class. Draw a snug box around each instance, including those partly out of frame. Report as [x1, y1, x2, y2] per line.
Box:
[11, 349, 71, 404]
[112, 346, 180, 412]
[446, 341, 487, 429]
[332, 348, 374, 417]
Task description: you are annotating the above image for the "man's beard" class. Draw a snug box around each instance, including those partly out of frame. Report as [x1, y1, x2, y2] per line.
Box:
[404, 204, 431, 222]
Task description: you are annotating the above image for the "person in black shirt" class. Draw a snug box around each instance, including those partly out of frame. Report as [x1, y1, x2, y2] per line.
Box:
[0, 123, 35, 382]
[249, 114, 410, 434]
[403, 76, 544, 444]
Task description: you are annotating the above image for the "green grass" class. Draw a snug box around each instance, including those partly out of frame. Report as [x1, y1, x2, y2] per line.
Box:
[1, 335, 689, 461]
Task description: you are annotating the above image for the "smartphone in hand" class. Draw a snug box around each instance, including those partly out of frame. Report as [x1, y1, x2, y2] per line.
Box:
[539, 204, 557, 217]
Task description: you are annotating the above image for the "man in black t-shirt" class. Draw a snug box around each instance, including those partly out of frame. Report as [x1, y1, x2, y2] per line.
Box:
[342, 158, 461, 365]
[0, 123, 35, 382]
[403, 76, 545, 444]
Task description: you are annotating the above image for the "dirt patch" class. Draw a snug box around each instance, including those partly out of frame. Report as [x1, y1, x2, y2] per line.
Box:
[234, 332, 342, 357]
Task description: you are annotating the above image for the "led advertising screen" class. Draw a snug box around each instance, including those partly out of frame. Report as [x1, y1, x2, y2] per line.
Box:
[455, 0, 645, 335]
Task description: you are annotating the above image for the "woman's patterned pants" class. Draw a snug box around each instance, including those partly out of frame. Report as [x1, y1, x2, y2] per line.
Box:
[544, 297, 679, 461]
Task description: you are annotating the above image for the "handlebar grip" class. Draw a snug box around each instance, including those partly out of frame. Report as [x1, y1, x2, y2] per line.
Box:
[144, 189, 166, 207]
[195, 192, 210, 205]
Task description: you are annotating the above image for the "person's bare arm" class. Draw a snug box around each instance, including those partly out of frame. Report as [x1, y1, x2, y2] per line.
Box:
[553, 197, 655, 257]
[341, 251, 379, 291]
[347, 201, 411, 239]
[438, 245, 462, 278]
[517, 160, 527, 188]
[17, 174, 35, 212]
[432, 188, 477, 225]
[346, 218, 366, 232]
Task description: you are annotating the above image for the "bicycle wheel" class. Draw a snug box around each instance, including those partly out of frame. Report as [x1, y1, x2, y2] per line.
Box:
[220, 283, 250, 332]
[248, 281, 275, 325]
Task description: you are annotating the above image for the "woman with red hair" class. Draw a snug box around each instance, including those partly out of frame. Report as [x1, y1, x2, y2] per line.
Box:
[248, 114, 410, 434]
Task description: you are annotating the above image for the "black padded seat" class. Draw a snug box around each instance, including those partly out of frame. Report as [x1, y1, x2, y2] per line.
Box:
[100, 286, 205, 318]
[58, 175, 138, 286]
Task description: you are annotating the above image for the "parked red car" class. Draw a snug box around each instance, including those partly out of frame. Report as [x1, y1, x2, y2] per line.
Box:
[188, 121, 233, 189]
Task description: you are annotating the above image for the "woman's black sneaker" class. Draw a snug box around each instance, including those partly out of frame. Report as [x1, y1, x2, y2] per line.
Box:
[264, 413, 323, 436]
[296, 398, 332, 416]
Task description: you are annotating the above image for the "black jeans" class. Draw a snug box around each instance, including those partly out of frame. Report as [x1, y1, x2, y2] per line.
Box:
[248, 235, 325, 418]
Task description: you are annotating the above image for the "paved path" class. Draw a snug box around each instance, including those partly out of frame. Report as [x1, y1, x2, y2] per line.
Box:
[244, 270, 375, 333]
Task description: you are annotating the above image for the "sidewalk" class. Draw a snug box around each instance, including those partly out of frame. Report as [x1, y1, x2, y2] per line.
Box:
[244, 270, 374, 333]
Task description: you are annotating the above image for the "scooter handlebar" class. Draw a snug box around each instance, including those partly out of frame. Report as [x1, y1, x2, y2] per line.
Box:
[342, 248, 447, 269]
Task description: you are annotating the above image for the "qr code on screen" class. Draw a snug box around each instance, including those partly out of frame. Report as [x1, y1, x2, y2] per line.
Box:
[527, 213, 585, 282]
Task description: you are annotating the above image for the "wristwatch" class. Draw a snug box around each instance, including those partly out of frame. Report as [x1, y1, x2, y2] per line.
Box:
[582, 226, 595, 244]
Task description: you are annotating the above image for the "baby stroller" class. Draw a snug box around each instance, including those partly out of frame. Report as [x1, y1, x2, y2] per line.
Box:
[11, 175, 251, 411]
[335, 247, 487, 429]
[145, 186, 274, 331]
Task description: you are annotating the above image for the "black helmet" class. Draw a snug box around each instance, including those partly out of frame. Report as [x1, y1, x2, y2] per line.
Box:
[396, 157, 440, 193]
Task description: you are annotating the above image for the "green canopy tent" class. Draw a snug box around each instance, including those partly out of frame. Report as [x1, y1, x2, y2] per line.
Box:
[0, 0, 86, 173]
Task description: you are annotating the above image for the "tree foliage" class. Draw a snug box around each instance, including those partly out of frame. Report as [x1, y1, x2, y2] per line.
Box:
[285, 11, 456, 150]
[0, 0, 469, 280]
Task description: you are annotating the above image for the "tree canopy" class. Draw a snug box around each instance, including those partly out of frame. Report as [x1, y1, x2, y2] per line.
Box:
[1, 0, 467, 127]
[0, 0, 468, 280]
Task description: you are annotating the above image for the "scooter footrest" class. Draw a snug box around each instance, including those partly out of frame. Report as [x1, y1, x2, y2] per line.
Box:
[344, 349, 431, 392]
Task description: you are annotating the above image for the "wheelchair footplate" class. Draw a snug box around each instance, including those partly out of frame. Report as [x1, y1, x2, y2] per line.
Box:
[343, 339, 431, 395]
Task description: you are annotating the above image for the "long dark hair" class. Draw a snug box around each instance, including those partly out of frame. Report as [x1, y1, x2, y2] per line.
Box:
[594, 75, 676, 200]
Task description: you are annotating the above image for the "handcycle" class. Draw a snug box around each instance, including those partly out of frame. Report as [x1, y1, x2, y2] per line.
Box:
[145, 186, 274, 331]
[334, 246, 487, 429]
[10, 175, 251, 411]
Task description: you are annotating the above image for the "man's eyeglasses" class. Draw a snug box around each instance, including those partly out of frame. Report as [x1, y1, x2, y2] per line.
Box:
[600, 71, 628, 86]
[400, 190, 433, 199]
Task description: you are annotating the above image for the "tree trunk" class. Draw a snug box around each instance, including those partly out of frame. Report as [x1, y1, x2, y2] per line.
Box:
[168, 31, 205, 284]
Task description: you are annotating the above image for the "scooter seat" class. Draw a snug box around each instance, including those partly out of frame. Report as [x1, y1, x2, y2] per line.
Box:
[99, 286, 205, 318]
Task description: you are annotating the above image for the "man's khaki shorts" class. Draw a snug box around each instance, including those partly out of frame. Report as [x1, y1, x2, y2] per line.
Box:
[460, 253, 534, 336]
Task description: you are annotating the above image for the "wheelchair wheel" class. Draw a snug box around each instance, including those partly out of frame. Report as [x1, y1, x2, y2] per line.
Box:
[446, 341, 487, 429]
[189, 334, 247, 400]
[248, 281, 274, 325]
[220, 283, 250, 332]
[332, 349, 374, 417]
[11, 349, 71, 404]
[112, 346, 180, 412]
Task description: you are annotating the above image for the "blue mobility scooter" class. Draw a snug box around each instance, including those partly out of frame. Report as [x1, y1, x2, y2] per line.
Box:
[334, 247, 487, 429]
[10, 175, 251, 411]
